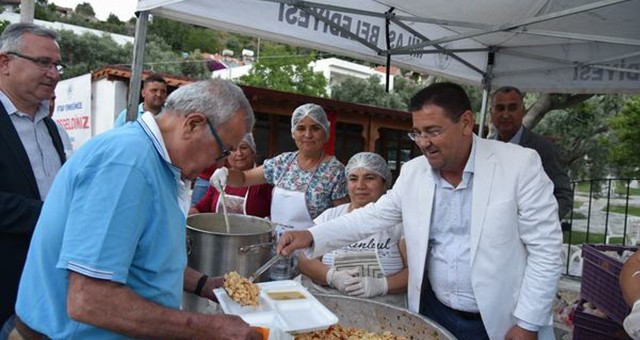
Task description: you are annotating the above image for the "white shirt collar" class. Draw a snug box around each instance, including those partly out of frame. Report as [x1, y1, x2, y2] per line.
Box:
[138, 111, 172, 164]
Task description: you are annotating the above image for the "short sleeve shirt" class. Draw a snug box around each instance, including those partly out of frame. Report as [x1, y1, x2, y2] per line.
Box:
[16, 116, 187, 339]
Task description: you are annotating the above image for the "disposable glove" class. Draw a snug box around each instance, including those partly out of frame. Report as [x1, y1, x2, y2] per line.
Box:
[325, 268, 359, 293]
[344, 276, 388, 298]
[209, 167, 229, 192]
[624, 300, 640, 339]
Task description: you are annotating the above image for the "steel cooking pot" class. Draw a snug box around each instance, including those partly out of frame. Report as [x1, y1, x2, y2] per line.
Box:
[313, 294, 455, 339]
[182, 213, 274, 313]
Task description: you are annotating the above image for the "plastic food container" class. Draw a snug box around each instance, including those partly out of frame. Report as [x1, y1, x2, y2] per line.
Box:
[214, 280, 338, 334]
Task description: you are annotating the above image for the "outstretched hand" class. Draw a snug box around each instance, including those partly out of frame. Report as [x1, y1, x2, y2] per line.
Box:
[276, 230, 313, 256]
[209, 167, 229, 192]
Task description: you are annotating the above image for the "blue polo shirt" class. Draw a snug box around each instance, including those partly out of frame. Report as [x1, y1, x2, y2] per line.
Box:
[113, 103, 145, 127]
[16, 114, 187, 339]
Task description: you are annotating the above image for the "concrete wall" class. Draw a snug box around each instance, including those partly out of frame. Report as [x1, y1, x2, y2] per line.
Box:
[92, 77, 128, 137]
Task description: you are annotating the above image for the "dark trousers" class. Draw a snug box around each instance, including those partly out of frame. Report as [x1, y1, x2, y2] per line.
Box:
[419, 280, 490, 340]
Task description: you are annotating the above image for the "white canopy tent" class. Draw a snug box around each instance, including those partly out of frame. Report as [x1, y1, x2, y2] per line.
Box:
[132, 0, 640, 134]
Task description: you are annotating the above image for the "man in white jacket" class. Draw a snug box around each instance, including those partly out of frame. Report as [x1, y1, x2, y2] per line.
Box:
[277, 82, 563, 340]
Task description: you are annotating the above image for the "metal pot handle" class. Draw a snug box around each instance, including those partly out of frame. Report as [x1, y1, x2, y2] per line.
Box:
[186, 234, 193, 256]
[239, 242, 273, 253]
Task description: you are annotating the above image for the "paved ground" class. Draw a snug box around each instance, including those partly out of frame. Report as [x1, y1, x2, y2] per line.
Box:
[569, 192, 640, 243]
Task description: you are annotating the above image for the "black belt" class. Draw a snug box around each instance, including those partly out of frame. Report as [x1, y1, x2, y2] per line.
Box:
[15, 316, 48, 340]
[445, 305, 482, 321]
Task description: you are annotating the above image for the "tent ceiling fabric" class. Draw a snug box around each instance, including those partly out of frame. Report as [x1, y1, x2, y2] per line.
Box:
[137, 0, 640, 93]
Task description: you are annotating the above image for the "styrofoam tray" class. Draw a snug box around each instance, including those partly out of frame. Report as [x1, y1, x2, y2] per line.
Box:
[213, 280, 338, 333]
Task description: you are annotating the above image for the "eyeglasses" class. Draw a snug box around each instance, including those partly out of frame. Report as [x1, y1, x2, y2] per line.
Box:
[205, 118, 231, 162]
[408, 126, 448, 141]
[7, 51, 66, 74]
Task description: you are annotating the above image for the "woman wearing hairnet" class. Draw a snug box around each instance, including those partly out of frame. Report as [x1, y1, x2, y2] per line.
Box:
[189, 133, 272, 218]
[298, 152, 408, 307]
[210, 104, 349, 279]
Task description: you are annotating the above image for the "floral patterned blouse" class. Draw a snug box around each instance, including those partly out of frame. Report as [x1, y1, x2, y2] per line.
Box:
[263, 152, 348, 219]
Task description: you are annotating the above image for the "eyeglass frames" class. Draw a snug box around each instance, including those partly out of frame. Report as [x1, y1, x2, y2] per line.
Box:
[205, 118, 231, 162]
[7, 51, 66, 74]
[407, 126, 449, 142]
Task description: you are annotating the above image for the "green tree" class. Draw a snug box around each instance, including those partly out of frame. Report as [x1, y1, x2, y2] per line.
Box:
[330, 74, 426, 110]
[239, 45, 327, 97]
[535, 95, 624, 180]
[141, 34, 183, 75]
[56, 29, 203, 80]
[34, 2, 57, 21]
[148, 18, 188, 51]
[608, 96, 640, 177]
[183, 29, 223, 54]
[75, 2, 95, 18]
[106, 14, 122, 25]
[58, 30, 130, 79]
[331, 75, 400, 109]
[179, 50, 212, 80]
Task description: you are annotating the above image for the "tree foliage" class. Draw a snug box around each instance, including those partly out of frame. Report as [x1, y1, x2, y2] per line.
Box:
[55, 30, 211, 80]
[535, 95, 625, 180]
[331, 75, 404, 109]
[239, 44, 327, 97]
[74, 2, 95, 18]
[58, 30, 130, 78]
[608, 96, 640, 178]
[148, 17, 224, 54]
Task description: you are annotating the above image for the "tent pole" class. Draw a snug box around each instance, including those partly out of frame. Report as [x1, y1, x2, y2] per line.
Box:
[384, 8, 394, 93]
[478, 51, 495, 139]
[127, 11, 149, 123]
[478, 87, 490, 138]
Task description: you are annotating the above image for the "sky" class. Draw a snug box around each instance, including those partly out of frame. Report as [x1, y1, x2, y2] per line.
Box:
[50, 0, 138, 21]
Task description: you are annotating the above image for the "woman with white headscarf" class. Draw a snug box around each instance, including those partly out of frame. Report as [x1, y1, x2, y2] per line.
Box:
[189, 133, 272, 217]
[298, 152, 408, 307]
[210, 104, 349, 279]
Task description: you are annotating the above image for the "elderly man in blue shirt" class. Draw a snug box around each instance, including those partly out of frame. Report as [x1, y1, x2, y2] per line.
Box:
[10, 79, 262, 340]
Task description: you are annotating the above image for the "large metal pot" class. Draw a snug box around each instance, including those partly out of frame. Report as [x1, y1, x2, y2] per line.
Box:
[182, 213, 274, 312]
[313, 294, 456, 339]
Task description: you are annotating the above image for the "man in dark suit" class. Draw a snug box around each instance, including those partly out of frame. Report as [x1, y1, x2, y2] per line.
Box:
[490, 86, 573, 220]
[0, 23, 65, 327]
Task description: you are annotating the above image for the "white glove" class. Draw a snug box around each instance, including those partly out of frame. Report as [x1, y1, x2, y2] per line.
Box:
[344, 276, 388, 298]
[325, 268, 359, 293]
[209, 167, 228, 192]
[624, 300, 640, 339]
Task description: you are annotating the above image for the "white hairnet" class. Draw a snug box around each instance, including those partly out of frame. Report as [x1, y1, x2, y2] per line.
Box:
[239, 133, 256, 153]
[345, 152, 393, 189]
[290, 103, 330, 138]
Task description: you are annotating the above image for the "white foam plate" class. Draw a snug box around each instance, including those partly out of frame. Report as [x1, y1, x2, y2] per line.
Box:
[214, 280, 338, 333]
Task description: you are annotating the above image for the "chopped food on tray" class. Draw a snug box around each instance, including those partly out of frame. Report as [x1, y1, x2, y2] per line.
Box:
[223, 271, 260, 307]
[295, 324, 407, 340]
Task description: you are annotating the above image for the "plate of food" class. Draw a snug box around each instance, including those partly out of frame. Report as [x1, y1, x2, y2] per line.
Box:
[214, 272, 338, 334]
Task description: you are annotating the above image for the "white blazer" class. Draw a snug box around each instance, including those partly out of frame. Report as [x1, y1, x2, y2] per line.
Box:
[309, 136, 563, 339]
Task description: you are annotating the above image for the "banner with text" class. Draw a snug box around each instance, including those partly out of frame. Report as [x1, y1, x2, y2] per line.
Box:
[52, 74, 92, 151]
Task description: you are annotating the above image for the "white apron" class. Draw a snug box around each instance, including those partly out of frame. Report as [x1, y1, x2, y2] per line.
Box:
[270, 152, 322, 238]
[215, 186, 249, 215]
[269, 153, 323, 280]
